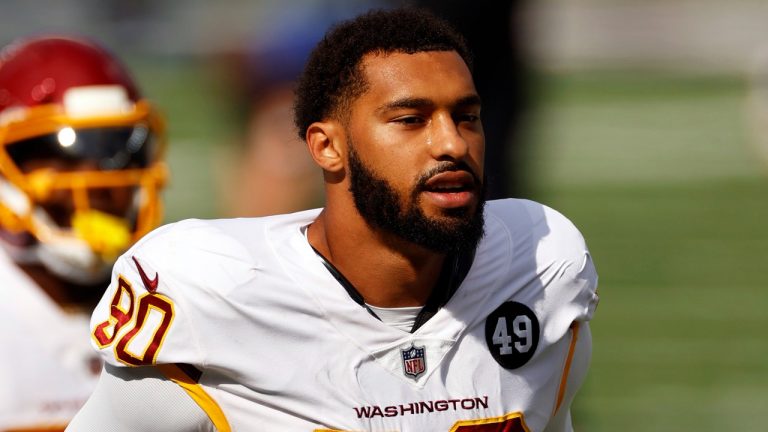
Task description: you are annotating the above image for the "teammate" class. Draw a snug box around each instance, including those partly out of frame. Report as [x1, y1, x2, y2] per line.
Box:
[68, 8, 599, 432]
[0, 36, 167, 430]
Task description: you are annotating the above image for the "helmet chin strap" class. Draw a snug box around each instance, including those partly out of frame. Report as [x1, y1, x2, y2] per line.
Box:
[32, 208, 130, 286]
[36, 238, 113, 285]
[0, 228, 113, 285]
[0, 195, 125, 285]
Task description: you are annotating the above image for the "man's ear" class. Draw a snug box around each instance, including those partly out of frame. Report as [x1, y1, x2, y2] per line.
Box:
[306, 121, 345, 172]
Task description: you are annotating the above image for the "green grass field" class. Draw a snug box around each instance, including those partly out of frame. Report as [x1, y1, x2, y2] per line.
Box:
[529, 71, 768, 431]
[134, 60, 768, 431]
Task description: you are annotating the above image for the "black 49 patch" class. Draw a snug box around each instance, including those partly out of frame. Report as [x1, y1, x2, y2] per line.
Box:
[485, 301, 540, 369]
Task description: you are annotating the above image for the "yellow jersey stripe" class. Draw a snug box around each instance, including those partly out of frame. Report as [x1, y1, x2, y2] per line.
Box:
[553, 321, 581, 416]
[157, 363, 231, 432]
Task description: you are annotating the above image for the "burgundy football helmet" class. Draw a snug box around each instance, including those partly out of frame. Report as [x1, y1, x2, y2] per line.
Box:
[0, 36, 167, 283]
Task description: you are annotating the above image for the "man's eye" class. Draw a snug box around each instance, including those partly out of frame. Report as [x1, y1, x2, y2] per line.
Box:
[457, 113, 480, 123]
[394, 116, 423, 125]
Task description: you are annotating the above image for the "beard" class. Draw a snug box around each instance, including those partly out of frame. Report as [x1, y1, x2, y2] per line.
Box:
[347, 145, 486, 254]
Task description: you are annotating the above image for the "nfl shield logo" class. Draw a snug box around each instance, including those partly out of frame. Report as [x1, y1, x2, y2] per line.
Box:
[401, 344, 427, 379]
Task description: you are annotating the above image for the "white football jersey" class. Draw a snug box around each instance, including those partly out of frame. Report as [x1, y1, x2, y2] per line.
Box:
[0, 248, 101, 431]
[89, 199, 599, 432]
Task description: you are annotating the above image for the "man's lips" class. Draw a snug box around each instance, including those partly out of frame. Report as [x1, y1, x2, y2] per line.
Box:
[422, 171, 477, 208]
[424, 170, 476, 190]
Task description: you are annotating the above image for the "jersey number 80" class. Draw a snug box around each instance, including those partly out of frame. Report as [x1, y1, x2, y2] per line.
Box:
[92, 275, 175, 365]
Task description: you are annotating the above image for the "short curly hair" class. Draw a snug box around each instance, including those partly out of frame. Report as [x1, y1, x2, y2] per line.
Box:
[294, 7, 473, 140]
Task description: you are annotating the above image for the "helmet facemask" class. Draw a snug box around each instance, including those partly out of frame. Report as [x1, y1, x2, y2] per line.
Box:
[0, 86, 167, 284]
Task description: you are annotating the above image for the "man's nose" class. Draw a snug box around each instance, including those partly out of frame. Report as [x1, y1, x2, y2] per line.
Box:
[428, 113, 469, 161]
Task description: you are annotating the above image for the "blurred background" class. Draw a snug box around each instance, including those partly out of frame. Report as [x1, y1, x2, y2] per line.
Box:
[3, 0, 767, 430]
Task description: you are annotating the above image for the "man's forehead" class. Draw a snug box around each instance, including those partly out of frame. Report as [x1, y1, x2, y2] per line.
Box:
[358, 50, 476, 103]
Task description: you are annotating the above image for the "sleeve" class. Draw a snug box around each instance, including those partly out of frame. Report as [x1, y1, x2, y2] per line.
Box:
[514, 201, 598, 430]
[89, 244, 205, 368]
[89, 219, 257, 370]
[65, 364, 213, 432]
[543, 321, 593, 432]
[534, 203, 600, 345]
[564, 250, 599, 323]
[537, 209, 598, 431]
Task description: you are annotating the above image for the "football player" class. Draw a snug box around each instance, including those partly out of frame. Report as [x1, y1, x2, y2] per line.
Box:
[68, 8, 599, 432]
[0, 36, 167, 430]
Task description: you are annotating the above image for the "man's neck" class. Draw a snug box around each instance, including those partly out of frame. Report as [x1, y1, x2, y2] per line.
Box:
[307, 209, 446, 308]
